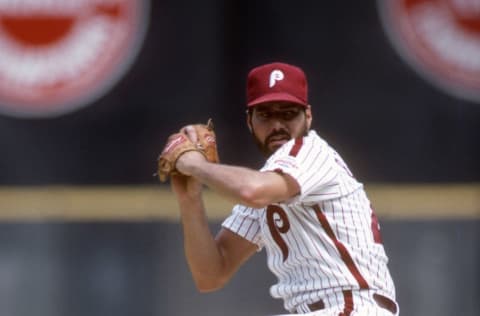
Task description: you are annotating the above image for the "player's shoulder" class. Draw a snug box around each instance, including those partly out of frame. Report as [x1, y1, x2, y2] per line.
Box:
[292, 129, 330, 154]
[268, 130, 327, 160]
[304, 129, 323, 144]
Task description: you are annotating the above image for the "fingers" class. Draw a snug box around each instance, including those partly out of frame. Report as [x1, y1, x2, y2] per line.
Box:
[181, 125, 199, 144]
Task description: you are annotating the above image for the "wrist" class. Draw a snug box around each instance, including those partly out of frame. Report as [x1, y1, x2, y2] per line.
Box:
[176, 151, 206, 176]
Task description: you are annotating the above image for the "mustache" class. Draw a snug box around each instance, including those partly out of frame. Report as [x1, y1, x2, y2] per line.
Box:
[265, 130, 291, 144]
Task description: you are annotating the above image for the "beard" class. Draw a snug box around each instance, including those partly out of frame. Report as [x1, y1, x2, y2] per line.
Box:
[251, 121, 309, 157]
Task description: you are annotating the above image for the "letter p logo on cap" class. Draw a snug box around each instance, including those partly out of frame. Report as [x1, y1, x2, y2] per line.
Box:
[269, 70, 284, 88]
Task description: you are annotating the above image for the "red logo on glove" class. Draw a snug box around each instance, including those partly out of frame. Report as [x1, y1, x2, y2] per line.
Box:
[204, 134, 216, 145]
[162, 135, 187, 155]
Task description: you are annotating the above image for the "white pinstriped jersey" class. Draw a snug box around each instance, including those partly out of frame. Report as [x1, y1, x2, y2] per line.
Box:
[222, 130, 396, 312]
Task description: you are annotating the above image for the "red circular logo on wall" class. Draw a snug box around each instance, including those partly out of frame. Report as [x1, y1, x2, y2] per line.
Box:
[0, 0, 149, 117]
[378, 0, 480, 103]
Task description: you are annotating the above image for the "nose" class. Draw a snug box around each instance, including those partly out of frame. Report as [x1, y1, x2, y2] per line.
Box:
[270, 118, 287, 131]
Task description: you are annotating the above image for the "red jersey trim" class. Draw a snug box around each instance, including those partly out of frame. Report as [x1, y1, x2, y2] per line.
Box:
[340, 290, 354, 316]
[313, 205, 370, 289]
[289, 137, 303, 157]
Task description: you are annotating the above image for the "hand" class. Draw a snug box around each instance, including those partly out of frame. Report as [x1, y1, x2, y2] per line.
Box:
[175, 150, 207, 176]
[156, 119, 219, 183]
[181, 124, 200, 143]
[181, 119, 219, 164]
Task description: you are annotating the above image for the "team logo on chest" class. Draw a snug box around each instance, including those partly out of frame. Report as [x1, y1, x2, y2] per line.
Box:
[266, 205, 291, 262]
[0, 0, 149, 117]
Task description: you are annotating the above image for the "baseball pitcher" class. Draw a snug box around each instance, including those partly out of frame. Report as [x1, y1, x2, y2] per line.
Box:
[157, 62, 399, 315]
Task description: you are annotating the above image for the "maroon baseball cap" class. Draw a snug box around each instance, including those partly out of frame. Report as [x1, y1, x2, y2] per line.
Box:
[246, 62, 308, 107]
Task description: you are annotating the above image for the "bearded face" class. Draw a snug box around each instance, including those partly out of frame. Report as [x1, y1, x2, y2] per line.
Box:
[252, 115, 309, 158]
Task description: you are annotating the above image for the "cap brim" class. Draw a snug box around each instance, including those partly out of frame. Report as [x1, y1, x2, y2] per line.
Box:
[247, 92, 308, 107]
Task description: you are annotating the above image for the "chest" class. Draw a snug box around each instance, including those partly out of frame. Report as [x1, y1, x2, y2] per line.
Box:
[258, 205, 324, 256]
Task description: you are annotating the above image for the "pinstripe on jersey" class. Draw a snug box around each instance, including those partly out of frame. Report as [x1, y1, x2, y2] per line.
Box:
[222, 130, 396, 312]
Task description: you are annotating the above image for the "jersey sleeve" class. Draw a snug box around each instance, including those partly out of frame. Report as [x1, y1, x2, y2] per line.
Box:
[260, 132, 340, 204]
[222, 204, 264, 250]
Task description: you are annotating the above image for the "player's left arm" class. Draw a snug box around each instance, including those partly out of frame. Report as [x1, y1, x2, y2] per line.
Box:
[176, 151, 300, 208]
[171, 174, 259, 292]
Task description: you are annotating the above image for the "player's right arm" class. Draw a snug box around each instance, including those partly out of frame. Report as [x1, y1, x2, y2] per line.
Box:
[175, 151, 300, 208]
[171, 175, 258, 292]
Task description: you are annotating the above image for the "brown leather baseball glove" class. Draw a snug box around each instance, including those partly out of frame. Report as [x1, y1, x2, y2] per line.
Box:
[156, 119, 219, 182]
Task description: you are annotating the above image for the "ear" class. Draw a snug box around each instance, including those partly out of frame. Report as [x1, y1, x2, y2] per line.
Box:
[246, 110, 253, 133]
[305, 105, 313, 129]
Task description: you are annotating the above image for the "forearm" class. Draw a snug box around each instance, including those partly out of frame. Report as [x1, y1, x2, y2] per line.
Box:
[178, 159, 272, 208]
[176, 193, 228, 291]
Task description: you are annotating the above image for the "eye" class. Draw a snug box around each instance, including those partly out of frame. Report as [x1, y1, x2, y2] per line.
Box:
[281, 110, 300, 120]
[254, 108, 302, 121]
[256, 111, 272, 120]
